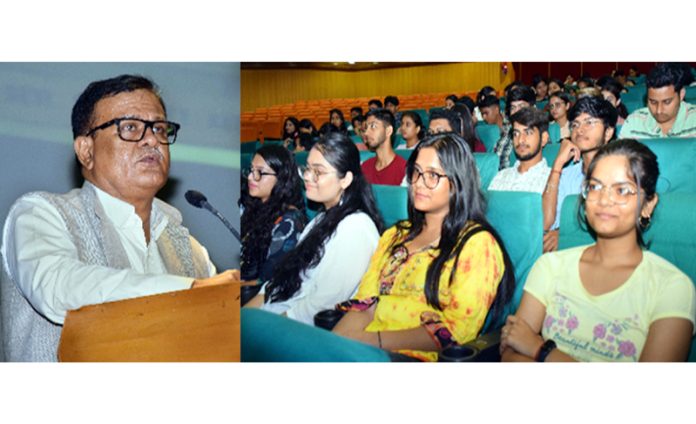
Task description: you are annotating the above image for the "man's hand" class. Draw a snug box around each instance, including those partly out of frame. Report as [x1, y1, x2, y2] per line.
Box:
[191, 269, 240, 289]
[553, 138, 581, 171]
[543, 230, 559, 253]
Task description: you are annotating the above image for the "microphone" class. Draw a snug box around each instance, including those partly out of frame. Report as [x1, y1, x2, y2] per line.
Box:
[185, 190, 241, 243]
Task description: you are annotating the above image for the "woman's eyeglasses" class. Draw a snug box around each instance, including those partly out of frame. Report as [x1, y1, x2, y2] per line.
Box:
[243, 167, 277, 181]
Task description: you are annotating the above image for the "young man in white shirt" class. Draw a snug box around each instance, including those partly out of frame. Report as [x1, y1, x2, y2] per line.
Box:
[488, 108, 551, 194]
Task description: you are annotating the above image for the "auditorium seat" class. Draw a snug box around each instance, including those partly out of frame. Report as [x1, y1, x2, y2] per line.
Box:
[548, 122, 561, 143]
[241, 308, 391, 362]
[371, 184, 408, 228]
[482, 191, 544, 330]
[474, 152, 499, 189]
[558, 192, 696, 361]
[641, 138, 696, 193]
[475, 123, 502, 152]
[241, 141, 259, 155]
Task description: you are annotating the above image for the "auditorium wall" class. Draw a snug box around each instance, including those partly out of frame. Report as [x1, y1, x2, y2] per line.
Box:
[241, 62, 516, 112]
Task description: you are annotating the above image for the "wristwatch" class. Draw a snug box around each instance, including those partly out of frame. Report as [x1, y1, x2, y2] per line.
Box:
[535, 340, 556, 362]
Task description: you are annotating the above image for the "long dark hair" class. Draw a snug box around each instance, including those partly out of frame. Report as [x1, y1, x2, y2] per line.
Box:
[394, 133, 515, 328]
[282, 116, 300, 140]
[264, 132, 384, 303]
[578, 139, 659, 248]
[241, 145, 305, 280]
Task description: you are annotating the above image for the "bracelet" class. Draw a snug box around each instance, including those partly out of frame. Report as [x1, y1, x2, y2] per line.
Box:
[535, 339, 557, 362]
[377, 331, 383, 348]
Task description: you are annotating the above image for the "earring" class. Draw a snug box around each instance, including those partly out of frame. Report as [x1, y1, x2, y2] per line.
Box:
[639, 215, 652, 230]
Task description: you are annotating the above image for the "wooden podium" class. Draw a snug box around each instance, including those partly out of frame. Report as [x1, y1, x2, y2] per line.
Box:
[57, 282, 240, 362]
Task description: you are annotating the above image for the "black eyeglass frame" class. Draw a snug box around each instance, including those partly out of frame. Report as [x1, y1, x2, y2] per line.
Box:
[85, 117, 181, 145]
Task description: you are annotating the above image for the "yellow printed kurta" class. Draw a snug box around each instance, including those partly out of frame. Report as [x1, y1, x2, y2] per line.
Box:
[346, 223, 505, 361]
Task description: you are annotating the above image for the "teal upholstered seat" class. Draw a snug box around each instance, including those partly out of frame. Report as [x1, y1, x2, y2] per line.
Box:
[241, 308, 391, 362]
[474, 152, 499, 189]
[371, 184, 408, 229]
[548, 122, 562, 143]
[241, 141, 259, 155]
[482, 191, 544, 329]
[475, 123, 502, 152]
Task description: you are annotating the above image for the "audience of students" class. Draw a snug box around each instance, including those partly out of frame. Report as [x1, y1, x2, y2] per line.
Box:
[245, 133, 384, 325]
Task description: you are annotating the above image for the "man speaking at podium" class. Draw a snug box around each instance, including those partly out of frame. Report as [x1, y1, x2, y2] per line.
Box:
[1, 75, 236, 362]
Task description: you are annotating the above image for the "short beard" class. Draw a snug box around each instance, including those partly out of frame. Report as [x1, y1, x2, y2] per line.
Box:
[366, 136, 385, 152]
[515, 142, 542, 162]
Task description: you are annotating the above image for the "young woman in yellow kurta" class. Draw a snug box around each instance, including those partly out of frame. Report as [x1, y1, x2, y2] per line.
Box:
[333, 133, 516, 361]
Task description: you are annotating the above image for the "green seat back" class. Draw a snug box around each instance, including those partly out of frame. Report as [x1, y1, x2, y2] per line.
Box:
[241, 141, 259, 155]
[241, 308, 391, 362]
[350, 134, 362, 144]
[359, 150, 376, 163]
[484, 191, 544, 328]
[241, 152, 253, 170]
[263, 139, 284, 147]
[372, 184, 408, 228]
[294, 150, 309, 167]
[474, 152, 499, 189]
[394, 149, 414, 162]
[558, 192, 696, 361]
[475, 123, 502, 152]
[542, 142, 561, 166]
[548, 122, 562, 143]
[640, 139, 696, 194]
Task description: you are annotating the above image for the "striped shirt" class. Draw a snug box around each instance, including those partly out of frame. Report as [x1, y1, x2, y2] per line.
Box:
[619, 102, 696, 139]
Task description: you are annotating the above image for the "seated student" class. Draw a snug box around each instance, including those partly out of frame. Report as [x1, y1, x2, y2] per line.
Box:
[600, 78, 629, 126]
[297, 118, 320, 151]
[477, 94, 505, 133]
[329, 109, 349, 135]
[501, 139, 696, 362]
[475, 86, 498, 121]
[384, 95, 402, 128]
[542, 96, 617, 253]
[452, 104, 487, 152]
[282, 116, 300, 150]
[245, 133, 383, 325]
[361, 108, 408, 185]
[532, 75, 549, 102]
[395, 111, 425, 150]
[241, 145, 306, 284]
[620, 62, 696, 139]
[548, 78, 564, 96]
[444, 94, 458, 110]
[549, 92, 572, 140]
[333, 133, 515, 361]
[488, 108, 551, 194]
[457, 95, 478, 125]
[351, 114, 365, 138]
[493, 85, 536, 170]
[429, 108, 485, 153]
[368, 99, 383, 110]
[350, 106, 363, 120]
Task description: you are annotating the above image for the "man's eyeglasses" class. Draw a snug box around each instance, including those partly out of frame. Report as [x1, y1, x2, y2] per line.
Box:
[243, 167, 277, 181]
[581, 181, 638, 205]
[410, 167, 448, 189]
[86, 117, 181, 145]
[570, 118, 602, 132]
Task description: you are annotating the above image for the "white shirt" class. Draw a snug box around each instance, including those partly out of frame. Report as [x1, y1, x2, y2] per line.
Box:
[487, 157, 551, 194]
[1, 185, 215, 324]
[261, 211, 380, 325]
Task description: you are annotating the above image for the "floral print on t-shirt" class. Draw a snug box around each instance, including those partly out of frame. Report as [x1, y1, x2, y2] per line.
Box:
[542, 294, 642, 362]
